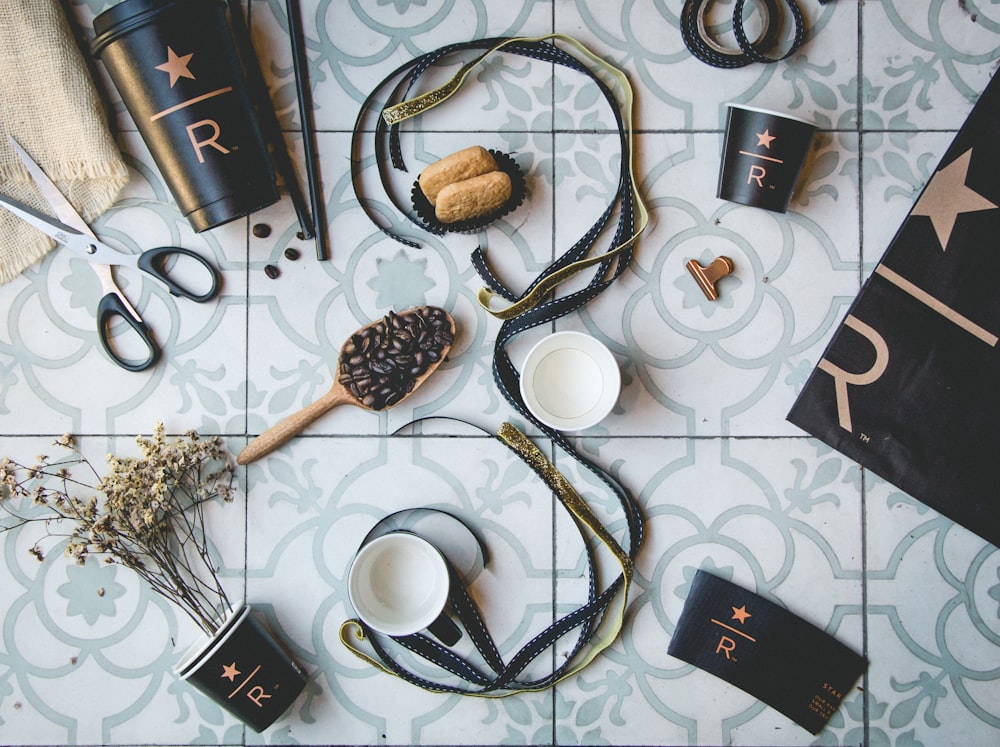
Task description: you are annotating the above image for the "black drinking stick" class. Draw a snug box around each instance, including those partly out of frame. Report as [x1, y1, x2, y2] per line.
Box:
[286, 0, 329, 260]
[226, 0, 315, 240]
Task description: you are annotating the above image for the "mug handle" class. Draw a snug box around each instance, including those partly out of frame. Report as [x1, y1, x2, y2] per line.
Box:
[427, 612, 462, 646]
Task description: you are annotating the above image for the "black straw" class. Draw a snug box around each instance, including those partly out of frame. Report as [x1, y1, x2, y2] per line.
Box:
[286, 0, 329, 260]
[226, 0, 315, 240]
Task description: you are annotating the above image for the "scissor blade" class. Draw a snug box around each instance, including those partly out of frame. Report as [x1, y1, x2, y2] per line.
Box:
[0, 191, 86, 245]
[7, 136, 96, 238]
[0, 191, 133, 266]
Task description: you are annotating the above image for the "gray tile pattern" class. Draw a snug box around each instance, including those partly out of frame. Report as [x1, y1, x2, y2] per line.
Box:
[1, 1, 998, 745]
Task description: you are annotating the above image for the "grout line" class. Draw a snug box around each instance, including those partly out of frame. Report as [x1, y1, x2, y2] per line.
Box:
[334, 126, 964, 135]
[861, 465, 871, 745]
[547, 7, 561, 738]
[0, 432, 825, 440]
[856, 2, 871, 743]
[547, 9, 560, 734]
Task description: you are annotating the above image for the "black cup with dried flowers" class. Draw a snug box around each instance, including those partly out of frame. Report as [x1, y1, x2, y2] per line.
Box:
[0, 424, 306, 732]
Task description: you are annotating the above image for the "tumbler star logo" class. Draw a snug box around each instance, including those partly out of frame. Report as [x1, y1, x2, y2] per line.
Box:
[911, 148, 998, 250]
[221, 662, 241, 682]
[155, 47, 195, 87]
[755, 130, 776, 149]
[731, 605, 752, 624]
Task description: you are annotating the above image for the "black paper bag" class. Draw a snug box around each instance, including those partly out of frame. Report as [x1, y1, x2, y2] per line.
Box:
[788, 73, 1000, 548]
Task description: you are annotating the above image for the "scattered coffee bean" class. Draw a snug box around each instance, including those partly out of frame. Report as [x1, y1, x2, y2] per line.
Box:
[264, 264, 280, 279]
[252, 223, 272, 238]
[338, 306, 454, 411]
[284, 247, 301, 261]
[296, 231, 306, 240]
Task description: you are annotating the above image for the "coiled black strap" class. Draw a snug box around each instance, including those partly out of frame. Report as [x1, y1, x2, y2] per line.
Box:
[681, 0, 823, 68]
[345, 36, 644, 696]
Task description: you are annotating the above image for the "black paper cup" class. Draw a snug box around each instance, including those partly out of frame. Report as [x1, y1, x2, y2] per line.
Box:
[93, 0, 279, 231]
[176, 603, 306, 733]
[411, 150, 526, 234]
[717, 104, 816, 213]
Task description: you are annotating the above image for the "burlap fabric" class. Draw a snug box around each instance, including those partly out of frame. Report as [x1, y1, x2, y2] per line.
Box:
[0, 0, 128, 284]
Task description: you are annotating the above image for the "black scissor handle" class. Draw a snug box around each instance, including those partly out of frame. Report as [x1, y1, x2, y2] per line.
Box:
[96, 293, 159, 372]
[137, 246, 221, 302]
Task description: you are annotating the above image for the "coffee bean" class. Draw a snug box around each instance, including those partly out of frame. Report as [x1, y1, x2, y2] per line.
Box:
[284, 247, 301, 261]
[253, 223, 272, 238]
[264, 264, 280, 279]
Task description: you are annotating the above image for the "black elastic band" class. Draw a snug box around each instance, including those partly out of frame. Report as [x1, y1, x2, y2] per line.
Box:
[681, 0, 812, 68]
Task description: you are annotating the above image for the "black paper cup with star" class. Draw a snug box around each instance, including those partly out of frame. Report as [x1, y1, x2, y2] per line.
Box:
[717, 104, 817, 213]
[93, 0, 279, 231]
[175, 602, 307, 733]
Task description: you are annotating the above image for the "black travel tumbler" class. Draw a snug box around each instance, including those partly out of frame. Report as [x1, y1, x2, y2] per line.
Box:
[93, 0, 279, 231]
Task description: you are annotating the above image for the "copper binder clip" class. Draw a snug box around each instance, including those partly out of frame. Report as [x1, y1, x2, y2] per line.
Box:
[686, 256, 734, 301]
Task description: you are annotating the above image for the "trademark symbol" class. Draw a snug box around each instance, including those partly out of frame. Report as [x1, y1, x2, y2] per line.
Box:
[860, 433, 870, 443]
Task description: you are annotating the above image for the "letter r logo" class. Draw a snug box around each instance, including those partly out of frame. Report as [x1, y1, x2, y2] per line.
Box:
[716, 636, 737, 659]
[246, 685, 272, 707]
[817, 315, 890, 432]
[747, 165, 767, 187]
[186, 119, 230, 163]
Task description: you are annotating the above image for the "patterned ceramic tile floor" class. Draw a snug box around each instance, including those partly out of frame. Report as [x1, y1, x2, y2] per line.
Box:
[1, 1, 999, 745]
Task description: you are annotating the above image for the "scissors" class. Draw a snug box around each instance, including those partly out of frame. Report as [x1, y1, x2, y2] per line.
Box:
[0, 136, 221, 371]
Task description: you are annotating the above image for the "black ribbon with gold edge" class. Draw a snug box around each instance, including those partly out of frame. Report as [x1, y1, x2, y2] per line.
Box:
[344, 36, 647, 693]
[350, 34, 648, 320]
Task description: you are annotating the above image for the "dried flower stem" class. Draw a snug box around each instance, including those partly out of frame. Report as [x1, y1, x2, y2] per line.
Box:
[0, 425, 236, 636]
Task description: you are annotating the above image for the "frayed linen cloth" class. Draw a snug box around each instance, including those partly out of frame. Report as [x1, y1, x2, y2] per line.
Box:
[0, 0, 128, 284]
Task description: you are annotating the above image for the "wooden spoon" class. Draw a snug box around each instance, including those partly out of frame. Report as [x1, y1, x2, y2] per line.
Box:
[237, 306, 455, 465]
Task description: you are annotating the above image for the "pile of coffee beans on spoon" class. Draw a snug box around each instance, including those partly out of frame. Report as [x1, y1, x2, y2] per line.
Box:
[337, 306, 454, 410]
[237, 306, 455, 465]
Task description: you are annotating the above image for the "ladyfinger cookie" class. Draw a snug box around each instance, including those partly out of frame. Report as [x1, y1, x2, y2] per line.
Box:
[435, 171, 512, 223]
[419, 146, 497, 206]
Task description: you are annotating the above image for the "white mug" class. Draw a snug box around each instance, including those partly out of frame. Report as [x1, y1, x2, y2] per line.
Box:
[348, 532, 461, 644]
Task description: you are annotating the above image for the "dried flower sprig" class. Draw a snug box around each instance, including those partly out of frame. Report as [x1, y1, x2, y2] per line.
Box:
[0, 424, 235, 636]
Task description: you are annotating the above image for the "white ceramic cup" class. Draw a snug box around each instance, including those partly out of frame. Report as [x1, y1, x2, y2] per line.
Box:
[348, 532, 460, 643]
[520, 331, 621, 431]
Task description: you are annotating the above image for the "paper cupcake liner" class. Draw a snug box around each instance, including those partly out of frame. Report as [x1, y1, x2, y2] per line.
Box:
[411, 150, 526, 235]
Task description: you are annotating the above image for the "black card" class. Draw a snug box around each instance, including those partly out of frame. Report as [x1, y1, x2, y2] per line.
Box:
[667, 570, 865, 734]
[787, 72, 1000, 548]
